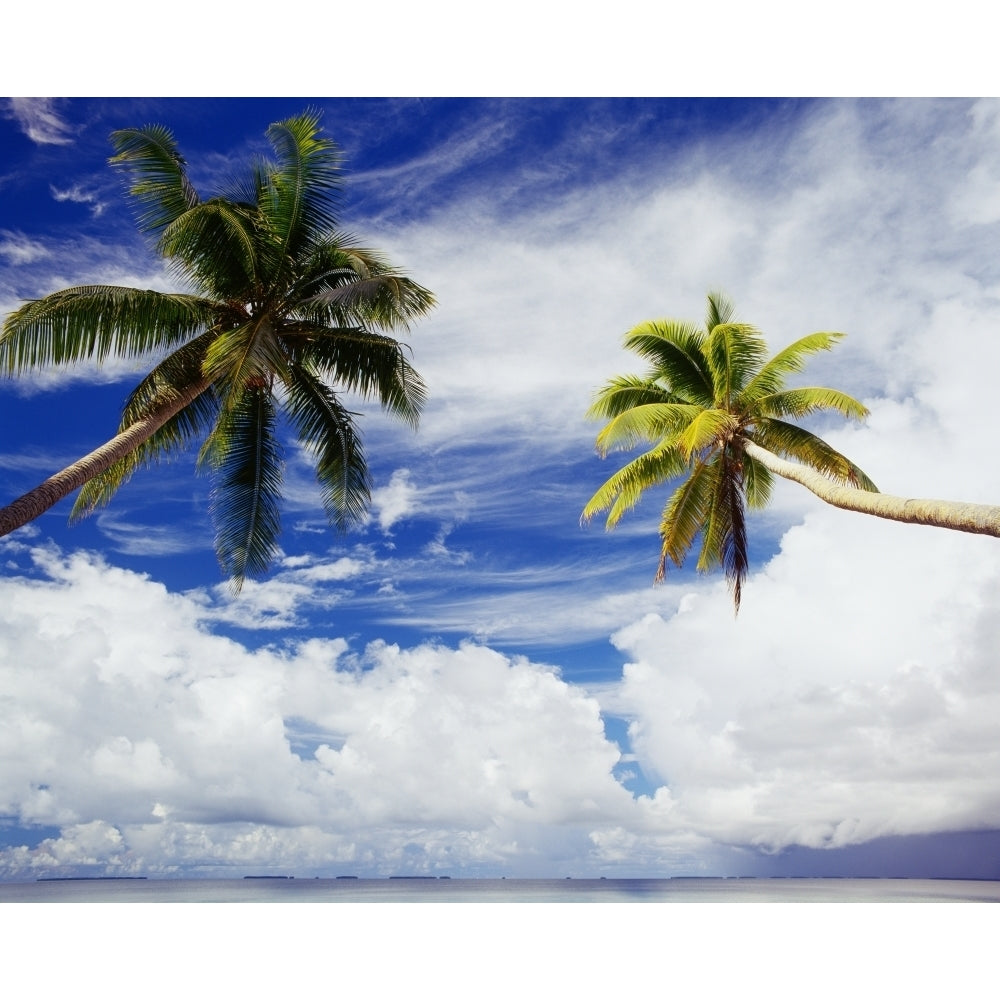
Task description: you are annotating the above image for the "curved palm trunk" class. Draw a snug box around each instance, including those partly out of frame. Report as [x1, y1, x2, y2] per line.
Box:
[0, 378, 211, 537]
[742, 440, 1000, 538]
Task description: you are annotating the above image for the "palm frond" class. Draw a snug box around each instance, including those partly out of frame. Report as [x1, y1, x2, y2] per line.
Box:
[206, 386, 284, 590]
[300, 273, 436, 332]
[594, 402, 702, 456]
[283, 364, 371, 530]
[586, 374, 685, 422]
[696, 449, 748, 612]
[755, 386, 870, 422]
[675, 407, 739, 459]
[289, 328, 425, 428]
[290, 237, 377, 283]
[202, 318, 289, 408]
[657, 458, 719, 575]
[109, 125, 199, 235]
[621, 319, 714, 405]
[582, 438, 690, 528]
[740, 331, 844, 403]
[704, 290, 736, 330]
[158, 199, 260, 298]
[260, 110, 342, 260]
[751, 419, 878, 490]
[0, 287, 215, 373]
[742, 452, 773, 509]
[704, 323, 768, 407]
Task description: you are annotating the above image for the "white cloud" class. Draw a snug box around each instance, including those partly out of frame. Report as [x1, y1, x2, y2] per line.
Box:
[0, 231, 50, 265]
[599, 502, 1000, 852]
[288, 556, 367, 584]
[95, 514, 204, 557]
[0, 545, 646, 877]
[50, 183, 106, 218]
[7, 98, 74, 145]
[369, 468, 418, 532]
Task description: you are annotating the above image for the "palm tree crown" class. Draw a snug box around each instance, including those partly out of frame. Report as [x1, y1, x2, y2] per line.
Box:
[0, 110, 434, 589]
[582, 291, 876, 611]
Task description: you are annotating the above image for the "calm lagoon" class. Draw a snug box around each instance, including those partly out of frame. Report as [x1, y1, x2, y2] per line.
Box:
[2, 876, 998, 903]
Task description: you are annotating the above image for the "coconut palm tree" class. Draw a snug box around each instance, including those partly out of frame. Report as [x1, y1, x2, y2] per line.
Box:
[583, 291, 1000, 611]
[0, 110, 434, 589]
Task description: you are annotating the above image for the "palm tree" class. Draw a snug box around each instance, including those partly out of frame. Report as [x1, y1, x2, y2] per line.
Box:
[583, 291, 1000, 611]
[0, 110, 434, 589]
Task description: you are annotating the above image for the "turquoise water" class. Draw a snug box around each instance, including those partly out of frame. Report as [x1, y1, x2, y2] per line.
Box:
[2, 876, 998, 902]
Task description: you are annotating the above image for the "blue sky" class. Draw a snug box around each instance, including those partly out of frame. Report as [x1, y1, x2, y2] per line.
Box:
[3, 96, 1000, 880]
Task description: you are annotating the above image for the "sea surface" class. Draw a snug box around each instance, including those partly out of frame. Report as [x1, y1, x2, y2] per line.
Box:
[1, 876, 998, 902]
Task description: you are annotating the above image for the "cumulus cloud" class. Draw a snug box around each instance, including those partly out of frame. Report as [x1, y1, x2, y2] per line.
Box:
[0, 544, 645, 877]
[370, 468, 418, 532]
[605, 510, 1000, 852]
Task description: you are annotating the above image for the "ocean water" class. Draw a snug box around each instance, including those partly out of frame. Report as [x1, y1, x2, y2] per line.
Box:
[1, 876, 998, 902]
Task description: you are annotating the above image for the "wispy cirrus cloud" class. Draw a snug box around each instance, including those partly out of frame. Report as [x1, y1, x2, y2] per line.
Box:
[50, 183, 106, 218]
[6, 98, 75, 145]
[93, 513, 206, 558]
[0, 231, 50, 265]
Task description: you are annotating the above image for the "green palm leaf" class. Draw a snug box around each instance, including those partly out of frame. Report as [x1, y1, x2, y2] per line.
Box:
[207, 386, 284, 589]
[696, 449, 748, 611]
[657, 458, 719, 575]
[676, 408, 739, 459]
[594, 402, 702, 456]
[756, 386, 870, 422]
[621, 320, 713, 405]
[292, 242, 435, 326]
[704, 290, 736, 330]
[261, 110, 342, 260]
[740, 331, 845, 403]
[301, 274, 437, 332]
[750, 418, 877, 490]
[705, 322, 768, 407]
[202, 318, 290, 408]
[0, 287, 215, 373]
[582, 438, 689, 528]
[283, 364, 371, 530]
[291, 329, 426, 429]
[109, 125, 199, 236]
[742, 452, 774, 509]
[159, 199, 260, 298]
[585, 375, 681, 421]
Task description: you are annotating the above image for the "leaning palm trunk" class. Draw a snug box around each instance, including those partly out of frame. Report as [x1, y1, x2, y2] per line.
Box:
[0, 378, 211, 537]
[742, 440, 1000, 538]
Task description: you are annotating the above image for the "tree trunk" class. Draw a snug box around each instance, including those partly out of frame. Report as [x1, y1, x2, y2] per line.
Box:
[742, 440, 1000, 538]
[0, 378, 211, 538]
